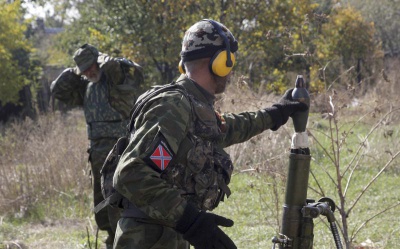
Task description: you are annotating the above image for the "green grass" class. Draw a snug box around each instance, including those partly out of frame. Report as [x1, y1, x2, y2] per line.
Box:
[1, 83, 400, 248]
[0, 193, 108, 249]
[1, 135, 399, 248]
[216, 172, 283, 249]
[214, 164, 400, 249]
[306, 104, 400, 248]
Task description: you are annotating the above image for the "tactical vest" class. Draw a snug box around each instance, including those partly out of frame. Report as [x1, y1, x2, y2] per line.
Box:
[140, 80, 233, 211]
[84, 75, 128, 140]
[96, 80, 233, 216]
[160, 88, 233, 211]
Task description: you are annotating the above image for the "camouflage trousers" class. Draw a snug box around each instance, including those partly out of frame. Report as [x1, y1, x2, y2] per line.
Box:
[88, 138, 121, 245]
[114, 218, 189, 249]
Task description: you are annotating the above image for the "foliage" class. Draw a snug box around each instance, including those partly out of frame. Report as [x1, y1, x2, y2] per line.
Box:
[0, 0, 33, 104]
[40, 0, 381, 94]
[53, 0, 237, 85]
[342, 0, 400, 55]
[98, 0, 199, 84]
[310, 6, 381, 92]
[229, 0, 318, 92]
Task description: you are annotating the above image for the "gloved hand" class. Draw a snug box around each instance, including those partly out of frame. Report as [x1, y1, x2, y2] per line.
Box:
[176, 203, 237, 249]
[265, 88, 309, 131]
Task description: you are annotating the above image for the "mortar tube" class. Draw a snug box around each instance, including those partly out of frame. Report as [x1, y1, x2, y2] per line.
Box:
[280, 152, 312, 249]
[277, 75, 312, 248]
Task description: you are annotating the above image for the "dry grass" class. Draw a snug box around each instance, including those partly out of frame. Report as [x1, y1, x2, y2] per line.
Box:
[216, 67, 400, 249]
[216, 76, 292, 177]
[0, 58, 400, 248]
[0, 109, 90, 219]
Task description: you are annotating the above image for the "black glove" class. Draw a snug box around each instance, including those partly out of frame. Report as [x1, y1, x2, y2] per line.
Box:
[176, 203, 237, 249]
[265, 88, 309, 131]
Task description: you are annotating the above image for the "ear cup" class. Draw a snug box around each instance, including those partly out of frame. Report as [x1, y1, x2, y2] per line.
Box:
[178, 60, 185, 74]
[210, 50, 236, 77]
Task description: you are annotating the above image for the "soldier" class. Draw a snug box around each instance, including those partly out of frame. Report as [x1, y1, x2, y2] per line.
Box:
[50, 44, 144, 249]
[112, 20, 308, 249]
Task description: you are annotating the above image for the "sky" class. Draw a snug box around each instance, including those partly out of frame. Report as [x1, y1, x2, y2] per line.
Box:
[22, 1, 54, 19]
[21, 1, 79, 24]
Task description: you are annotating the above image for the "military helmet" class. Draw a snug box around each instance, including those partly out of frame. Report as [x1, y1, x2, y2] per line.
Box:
[180, 19, 238, 63]
[73, 44, 99, 74]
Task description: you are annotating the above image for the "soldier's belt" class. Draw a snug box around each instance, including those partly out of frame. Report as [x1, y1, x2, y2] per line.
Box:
[121, 198, 173, 227]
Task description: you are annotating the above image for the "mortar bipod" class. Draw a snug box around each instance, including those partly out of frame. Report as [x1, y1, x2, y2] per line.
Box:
[271, 197, 343, 249]
[302, 198, 343, 249]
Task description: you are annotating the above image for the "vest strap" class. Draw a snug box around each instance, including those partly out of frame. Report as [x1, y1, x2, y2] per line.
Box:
[93, 192, 122, 213]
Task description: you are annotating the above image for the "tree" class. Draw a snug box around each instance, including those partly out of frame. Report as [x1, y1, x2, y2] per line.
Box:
[54, 0, 234, 85]
[310, 93, 400, 248]
[225, 0, 318, 92]
[0, 0, 33, 104]
[45, 0, 382, 94]
[343, 0, 400, 55]
[309, 5, 381, 93]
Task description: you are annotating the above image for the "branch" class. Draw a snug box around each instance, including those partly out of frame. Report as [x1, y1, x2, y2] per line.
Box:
[308, 130, 338, 188]
[344, 151, 365, 197]
[343, 107, 398, 177]
[340, 110, 376, 176]
[308, 169, 326, 196]
[308, 130, 337, 169]
[347, 150, 400, 216]
[344, 107, 400, 196]
[350, 201, 400, 241]
[326, 66, 355, 92]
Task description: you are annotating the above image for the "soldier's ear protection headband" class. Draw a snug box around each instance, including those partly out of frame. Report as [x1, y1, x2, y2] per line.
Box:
[179, 19, 236, 77]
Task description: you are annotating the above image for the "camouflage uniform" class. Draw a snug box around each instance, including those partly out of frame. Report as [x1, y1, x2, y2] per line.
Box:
[113, 74, 277, 248]
[51, 46, 144, 247]
[112, 19, 307, 249]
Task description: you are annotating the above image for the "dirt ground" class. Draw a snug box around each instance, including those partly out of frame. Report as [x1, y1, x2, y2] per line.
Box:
[2, 218, 109, 249]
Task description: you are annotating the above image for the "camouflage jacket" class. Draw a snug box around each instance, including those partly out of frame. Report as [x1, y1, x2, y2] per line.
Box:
[51, 54, 144, 139]
[113, 74, 276, 227]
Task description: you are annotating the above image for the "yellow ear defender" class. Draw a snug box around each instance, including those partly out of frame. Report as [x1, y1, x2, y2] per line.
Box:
[179, 52, 235, 77]
[178, 60, 185, 74]
[179, 19, 236, 77]
[210, 50, 236, 77]
[207, 19, 235, 77]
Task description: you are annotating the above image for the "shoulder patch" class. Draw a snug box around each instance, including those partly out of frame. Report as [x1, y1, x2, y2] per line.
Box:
[143, 132, 175, 172]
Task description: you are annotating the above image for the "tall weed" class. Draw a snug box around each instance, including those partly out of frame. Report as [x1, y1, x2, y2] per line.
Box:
[0, 109, 90, 220]
[1, 63, 400, 248]
[309, 86, 400, 248]
[217, 71, 400, 248]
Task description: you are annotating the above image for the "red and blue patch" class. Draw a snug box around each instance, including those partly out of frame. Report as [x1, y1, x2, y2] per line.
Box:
[144, 134, 175, 172]
[150, 143, 172, 171]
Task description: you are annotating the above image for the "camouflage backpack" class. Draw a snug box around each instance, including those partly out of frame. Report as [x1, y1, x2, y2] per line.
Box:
[94, 83, 190, 213]
[100, 55, 145, 119]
